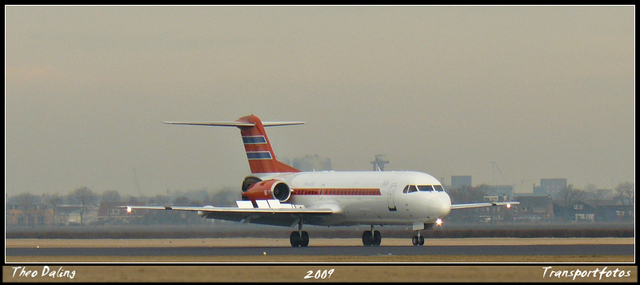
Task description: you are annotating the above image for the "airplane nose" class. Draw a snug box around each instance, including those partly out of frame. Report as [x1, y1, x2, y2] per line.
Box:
[424, 193, 452, 221]
[437, 193, 452, 218]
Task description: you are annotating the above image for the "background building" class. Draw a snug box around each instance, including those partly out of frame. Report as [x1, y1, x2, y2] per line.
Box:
[534, 178, 567, 196]
[451, 175, 472, 190]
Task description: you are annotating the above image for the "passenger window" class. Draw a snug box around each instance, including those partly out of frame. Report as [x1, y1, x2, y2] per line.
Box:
[418, 185, 433, 192]
[434, 185, 444, 192]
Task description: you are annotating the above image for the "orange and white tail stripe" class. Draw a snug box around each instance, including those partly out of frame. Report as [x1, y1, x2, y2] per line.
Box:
[236, 115, 301, 173]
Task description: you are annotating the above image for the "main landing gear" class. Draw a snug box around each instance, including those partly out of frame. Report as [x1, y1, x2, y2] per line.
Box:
[290, 216, 309, 247]
[362, 225, 382, 246]
[290, 231, 309, 247]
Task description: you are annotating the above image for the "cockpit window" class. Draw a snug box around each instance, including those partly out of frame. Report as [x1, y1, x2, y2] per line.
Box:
[404, 185, 443, 193]
[417, 185, 433, 192]
[403, 185, 418, 193]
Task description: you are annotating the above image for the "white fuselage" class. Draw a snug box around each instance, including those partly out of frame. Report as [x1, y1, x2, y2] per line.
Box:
[256, 171, 452, 227]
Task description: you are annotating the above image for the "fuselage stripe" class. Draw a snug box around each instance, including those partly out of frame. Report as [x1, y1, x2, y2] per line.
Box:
[291, 188, 381, 196]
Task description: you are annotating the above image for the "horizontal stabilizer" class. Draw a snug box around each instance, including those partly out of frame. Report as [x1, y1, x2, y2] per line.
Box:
[163, 121, 255, 127]
[262, 121, 305, 127]
[163, 121, 305, 127]
[163, 115, 303, 174]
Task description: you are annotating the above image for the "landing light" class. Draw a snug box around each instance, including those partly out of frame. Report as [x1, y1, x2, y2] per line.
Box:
[436, 218, 443, 226]
[507, 203, 511, 209]
[127, 206, 132, 214]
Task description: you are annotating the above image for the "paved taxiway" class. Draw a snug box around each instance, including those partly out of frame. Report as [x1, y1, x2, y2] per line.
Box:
[7, 244, 632, 257]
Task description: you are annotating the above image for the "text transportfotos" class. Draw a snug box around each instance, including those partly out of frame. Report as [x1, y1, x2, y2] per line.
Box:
[542, 266, 632, 280]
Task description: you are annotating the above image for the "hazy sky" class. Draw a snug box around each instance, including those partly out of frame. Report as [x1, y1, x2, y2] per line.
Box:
[5, 5, 635, 197]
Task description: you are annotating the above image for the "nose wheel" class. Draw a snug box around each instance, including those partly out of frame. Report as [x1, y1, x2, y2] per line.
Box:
[412, 232, 425, 246]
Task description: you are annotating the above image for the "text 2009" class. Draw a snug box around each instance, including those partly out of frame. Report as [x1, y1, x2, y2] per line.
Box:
[304, 269, 334, 280]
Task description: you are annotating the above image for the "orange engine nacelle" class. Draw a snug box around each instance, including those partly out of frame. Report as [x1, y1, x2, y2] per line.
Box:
[242, 179, 291, 203]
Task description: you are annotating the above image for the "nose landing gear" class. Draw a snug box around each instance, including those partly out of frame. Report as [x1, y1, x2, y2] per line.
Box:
[411, 231, 425, 246]
[411, 222, 432, 246]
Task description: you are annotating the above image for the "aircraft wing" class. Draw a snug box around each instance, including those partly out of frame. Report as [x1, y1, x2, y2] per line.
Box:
[122, 200, 334, 227]
[451, 201, 519, 210]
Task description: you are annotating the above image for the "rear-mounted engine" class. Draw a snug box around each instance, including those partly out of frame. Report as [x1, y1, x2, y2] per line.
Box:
[242, 179, 291, 203]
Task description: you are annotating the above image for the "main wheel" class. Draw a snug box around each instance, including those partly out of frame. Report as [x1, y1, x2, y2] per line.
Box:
[418, 235, 424, 246]
[412, 236, 419, 246]
[372, 230, 382, 246]
[290, 231, 301, 247]
[300, 231, 309, 247]
[362, 230, 372, 246]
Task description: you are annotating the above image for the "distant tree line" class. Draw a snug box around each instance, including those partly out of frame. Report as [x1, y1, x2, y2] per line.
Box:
[446, 182, 634, 223]
[7, 186, 241, 226]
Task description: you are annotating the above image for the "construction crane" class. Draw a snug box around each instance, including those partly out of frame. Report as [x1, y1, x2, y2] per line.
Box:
[371, 154, 389, 171]
[491, 162, 509, 185]
[132, 167, 142, 196]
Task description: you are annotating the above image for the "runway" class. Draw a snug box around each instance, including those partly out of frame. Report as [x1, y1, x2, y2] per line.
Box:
[7, 244, 633, 257]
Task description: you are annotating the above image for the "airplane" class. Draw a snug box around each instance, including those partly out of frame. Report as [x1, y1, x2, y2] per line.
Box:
[125, 114, 519, 247]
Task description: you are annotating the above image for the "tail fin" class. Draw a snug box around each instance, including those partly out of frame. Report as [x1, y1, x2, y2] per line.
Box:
[163, 115, 303, 173]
